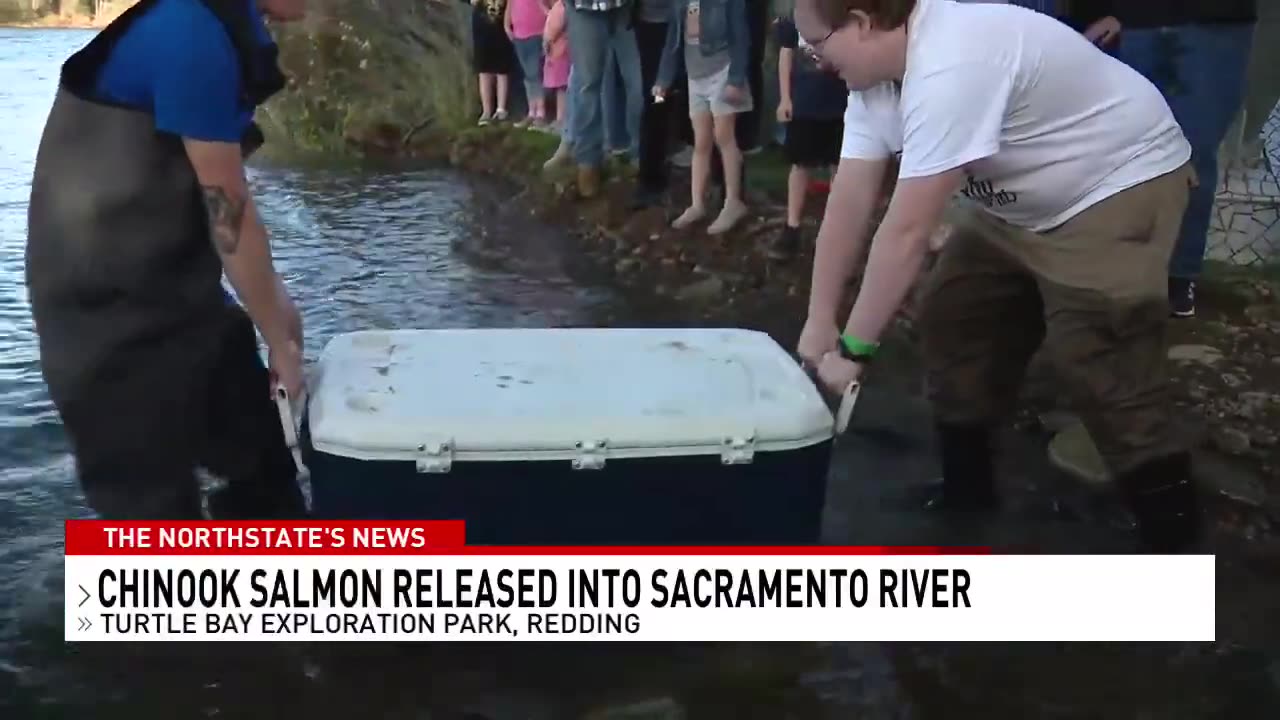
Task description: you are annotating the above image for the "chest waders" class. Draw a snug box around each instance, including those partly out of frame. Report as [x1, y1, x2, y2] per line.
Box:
[25, 0, 306, 520]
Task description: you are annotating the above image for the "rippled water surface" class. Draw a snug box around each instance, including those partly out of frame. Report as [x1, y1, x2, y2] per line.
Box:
[2, 27, 1279, 720]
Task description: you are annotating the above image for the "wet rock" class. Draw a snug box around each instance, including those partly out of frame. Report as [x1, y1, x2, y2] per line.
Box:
[1244, 304, 1271, 323]
[584, 697, 687, 720]
[1220, 372, 1247, 389]
[1167, 344, 1223, 365]
[1195, 452, 1270, 509]
[675, 276, 725, 302]
[614, 258, 642, 276]
[1210, 426, 1252, 456]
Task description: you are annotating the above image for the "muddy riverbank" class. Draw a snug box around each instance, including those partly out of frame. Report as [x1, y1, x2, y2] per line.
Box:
[362, 121, 1280, 543]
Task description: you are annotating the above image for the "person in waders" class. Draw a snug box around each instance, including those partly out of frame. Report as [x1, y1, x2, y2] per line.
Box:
[25, 0, 309, 520]
[793, 0, 1202, 553]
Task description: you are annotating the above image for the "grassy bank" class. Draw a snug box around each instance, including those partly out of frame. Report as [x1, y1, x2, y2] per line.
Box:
[259, 0, 476, 157]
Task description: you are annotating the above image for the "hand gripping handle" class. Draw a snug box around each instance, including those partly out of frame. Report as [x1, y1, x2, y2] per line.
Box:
[797, 354, 861, 436]
[275, 385, 313, 513]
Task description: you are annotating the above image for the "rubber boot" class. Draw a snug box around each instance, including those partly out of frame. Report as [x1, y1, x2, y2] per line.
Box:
[1116, 452, 1201, 553]
[926, 421, 1000, 511]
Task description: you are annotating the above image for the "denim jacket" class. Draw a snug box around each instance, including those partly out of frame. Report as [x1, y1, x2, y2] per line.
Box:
[655, 0, 750, 92]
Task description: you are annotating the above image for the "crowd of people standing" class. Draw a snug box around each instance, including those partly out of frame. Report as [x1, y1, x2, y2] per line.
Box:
[464, 0, 1261, 318]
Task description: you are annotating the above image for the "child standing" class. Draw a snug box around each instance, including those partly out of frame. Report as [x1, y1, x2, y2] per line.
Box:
[467, 0, 514, 125]
[506, 0, 549, 129]
[654, 0, 752, 235]
[769, 11, 848, 259]
[541, 0, 570, 135]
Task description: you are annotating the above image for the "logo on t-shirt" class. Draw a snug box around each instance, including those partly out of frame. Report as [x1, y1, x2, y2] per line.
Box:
[962, 173, 1018, 208]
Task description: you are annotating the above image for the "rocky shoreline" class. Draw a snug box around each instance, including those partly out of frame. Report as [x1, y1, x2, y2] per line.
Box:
[369, 122, 1280, 541]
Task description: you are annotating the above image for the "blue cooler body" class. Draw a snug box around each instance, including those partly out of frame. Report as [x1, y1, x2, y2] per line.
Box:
[299, 328, 836, 546]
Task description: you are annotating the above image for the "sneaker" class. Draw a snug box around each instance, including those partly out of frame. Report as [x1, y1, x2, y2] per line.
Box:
[543, 140, 572, 171]
[707, 198, 748, 235]
[671, 204, 707, 229]
[766, 224, 801, 261]
[477, 112, 492, 126]
[1169, 277, 1196, 318]
[513, 116, 531, 129]
[493, 109, 509, 122]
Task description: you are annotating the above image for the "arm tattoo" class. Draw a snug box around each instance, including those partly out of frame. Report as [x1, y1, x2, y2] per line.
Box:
[200, 184, 247, 255]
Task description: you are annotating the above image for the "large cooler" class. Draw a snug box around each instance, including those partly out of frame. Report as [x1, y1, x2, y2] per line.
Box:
[299, 327, 837, 545]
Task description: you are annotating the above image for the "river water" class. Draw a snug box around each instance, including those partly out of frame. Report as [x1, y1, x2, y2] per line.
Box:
[2, 27, 1279, 719]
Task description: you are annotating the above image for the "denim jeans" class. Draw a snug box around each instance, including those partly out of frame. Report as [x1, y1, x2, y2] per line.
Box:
[603, 49, 637, 156]
[512, 36, 545, 105]
[1115, 24, 1255, 279]
[562, 66, 579, 144]
[565, 3, 643, 167]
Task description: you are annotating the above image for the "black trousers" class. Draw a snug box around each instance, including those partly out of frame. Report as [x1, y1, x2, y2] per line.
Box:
[737, 0, 768, 151]
[72, 308, 307, 520]
[636, 19, 670, 193]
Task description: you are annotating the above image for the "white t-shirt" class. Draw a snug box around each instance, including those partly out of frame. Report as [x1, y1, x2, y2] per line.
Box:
[840, 0, 1191, 232]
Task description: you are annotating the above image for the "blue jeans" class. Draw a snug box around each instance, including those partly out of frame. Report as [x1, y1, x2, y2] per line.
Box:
[565, 3, 643, 167]
[512, 36, 545, 106]
[1115, 24, 1255, 279]
[603, 49, 636, 155]
[562, 66, 579, 143]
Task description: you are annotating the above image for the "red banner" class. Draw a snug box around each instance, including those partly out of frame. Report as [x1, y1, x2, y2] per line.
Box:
[64, 520, 992, 555]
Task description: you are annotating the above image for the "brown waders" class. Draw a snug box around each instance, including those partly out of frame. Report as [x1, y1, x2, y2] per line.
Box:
[917, 162, 1200, 552]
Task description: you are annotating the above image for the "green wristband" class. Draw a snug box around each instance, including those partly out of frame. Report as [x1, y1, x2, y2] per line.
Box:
[840, 333, 879, 358]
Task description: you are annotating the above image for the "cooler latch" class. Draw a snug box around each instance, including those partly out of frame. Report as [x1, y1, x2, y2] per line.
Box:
[415, 439, 454, 473]
[721, 434, 756, 465]
[573, 439, 608, 470]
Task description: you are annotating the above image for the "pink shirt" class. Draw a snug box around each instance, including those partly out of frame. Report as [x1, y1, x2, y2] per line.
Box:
[509, 0, 548, 40]
[543, 0, 567, 58]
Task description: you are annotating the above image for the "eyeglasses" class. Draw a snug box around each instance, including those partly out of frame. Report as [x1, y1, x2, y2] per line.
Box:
[801, 27, 837, 64]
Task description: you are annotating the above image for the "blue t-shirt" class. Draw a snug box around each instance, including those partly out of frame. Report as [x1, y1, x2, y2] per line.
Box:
[775, 16, 848, 120]
[93, 0, 272, 307]
[93, 0, 272, 143]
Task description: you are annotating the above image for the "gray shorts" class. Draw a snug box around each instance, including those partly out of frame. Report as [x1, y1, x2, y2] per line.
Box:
[688, 64, 753, 117]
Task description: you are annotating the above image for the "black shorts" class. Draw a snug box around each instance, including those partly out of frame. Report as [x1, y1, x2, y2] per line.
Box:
[783, 116, 844, 169]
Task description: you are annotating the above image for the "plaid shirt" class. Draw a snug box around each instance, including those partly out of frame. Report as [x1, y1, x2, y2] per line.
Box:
[568, 0, 631, 10]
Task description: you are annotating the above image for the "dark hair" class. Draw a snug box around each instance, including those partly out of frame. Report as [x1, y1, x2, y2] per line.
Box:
[805, 0, 917, 31]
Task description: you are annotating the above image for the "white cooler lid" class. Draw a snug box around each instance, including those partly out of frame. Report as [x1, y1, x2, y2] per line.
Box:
[306, 328, 835, 463]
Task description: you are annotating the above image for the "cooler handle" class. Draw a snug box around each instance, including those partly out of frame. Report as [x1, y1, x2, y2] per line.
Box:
[834, 380, 860, 435]
[275, 385, 313, 514]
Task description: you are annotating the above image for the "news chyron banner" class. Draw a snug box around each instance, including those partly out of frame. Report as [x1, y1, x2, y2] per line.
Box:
[63, 521, 1216, 642]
